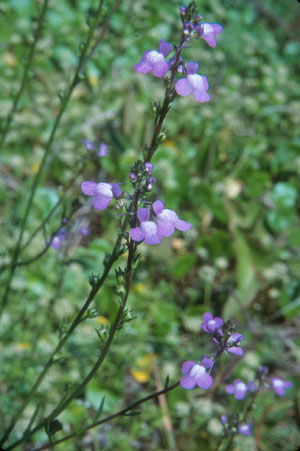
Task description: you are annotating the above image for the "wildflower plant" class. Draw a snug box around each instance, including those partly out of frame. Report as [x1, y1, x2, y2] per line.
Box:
[0, 1, 296, 450]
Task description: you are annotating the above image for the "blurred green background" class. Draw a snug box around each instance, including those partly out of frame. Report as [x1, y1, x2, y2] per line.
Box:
[0, 0, 300, 449]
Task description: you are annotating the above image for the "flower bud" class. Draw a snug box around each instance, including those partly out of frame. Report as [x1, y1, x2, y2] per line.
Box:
[116, 199, 126, 210]
[158, 131, 167, 143]
[129, 172, 137, 182]
[144, 162, 154, 175]
[146, 177, 156, 191]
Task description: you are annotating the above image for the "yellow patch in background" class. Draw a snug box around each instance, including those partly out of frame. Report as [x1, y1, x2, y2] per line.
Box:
[97, 315, 109, 325]
[3, 52, 17, 67]
[32, 162, 40, 174]
[130, 353, 157, 383]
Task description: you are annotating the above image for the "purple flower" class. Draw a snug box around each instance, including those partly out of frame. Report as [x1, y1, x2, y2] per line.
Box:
[129, 172, 138, 182]
[130, 208, 162, 245]
[201, 312, 223, 334]
[98, 143, 108, 157]
[50, 228, 67, 250]
[238, 423, 252, 436]
[221, 415, 228, 425]
[134, 39, 172, 78]
[226, 379, 248, 400]
[144, 162, 154, 175]
[180, 357, 213, 390]
[270, 377, 292, 397]
[81, 181, 122, 211]
[146, 176, 156, 190]
[79, 226, 89, 236]
[195, 23, 223, 48]
[152, 200, 192, 237]
[175, 62, 210, 103]
[226, 333, 245, 356]
[82, 139, 95, 151]
[50, 236, 64, 250]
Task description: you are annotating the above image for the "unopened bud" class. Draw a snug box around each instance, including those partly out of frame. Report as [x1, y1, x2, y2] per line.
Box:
[144, 162, 154, 175]
[158, 132, 167, 143]
[146, 176, 156, 191]
[116, 199, 126, 210]
[184, 22, 194, 32]
[129, 172, 137, 182]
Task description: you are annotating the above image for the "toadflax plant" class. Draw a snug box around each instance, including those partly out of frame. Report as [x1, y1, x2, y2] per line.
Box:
[0, 2, 294, 450]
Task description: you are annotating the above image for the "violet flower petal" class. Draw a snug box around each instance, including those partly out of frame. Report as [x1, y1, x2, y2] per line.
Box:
[186, 61, 199, 75]
[93, 195, 112, 210]
[227, 347, 244, 356]
[175, 78, 193, 96]
[51, 236, 62, 250]
[198, 372, 213, 389]
[175, 218, 193, 232]
[238, 424, 251, 436]
[226, 384, 235, 395]
[130, 227, 145, 242]
[152, 199, 165, 215]
[134, 60, 152, 74]
[138, 208, 150, 222]
[112, 183, 122, 197]
[81, 181, 98, 196]
[182, 360, 196, 375]
[159, 39, 172, 57]
[141, 221, 161, 245]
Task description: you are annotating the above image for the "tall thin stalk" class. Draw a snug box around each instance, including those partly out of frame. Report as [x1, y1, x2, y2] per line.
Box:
[0, 0, 49, 150]
[0, 0, 119, 319]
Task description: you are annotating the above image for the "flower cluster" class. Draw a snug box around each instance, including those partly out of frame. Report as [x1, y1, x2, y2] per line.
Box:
[225, 371, 292, 400]
[134, 6, 222, 103]
[226, 379, 255, 400]
[81, 160, 192, 245]
[221, 416, 252, 436]
[180, 312, 245, 391]
[50, 229, 67, 250]
[82, 139, 108, 157]
[130, 200, 192, 245]
[201, 313, 245, 356]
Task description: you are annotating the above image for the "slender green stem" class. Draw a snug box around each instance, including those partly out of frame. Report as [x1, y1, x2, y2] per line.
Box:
[0, 160, 87, 275]
[216, 390, 259, 451]
[2, 12, 181, 447]
[34, 382, 180, 450]
[19, 161, 87, 255]
[146, 38, 186, 163]
[0, 218, 127, 446]
[0, 0, 109, 319]
[0, 0, 49, 150]
[5, 234, 134, 449]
